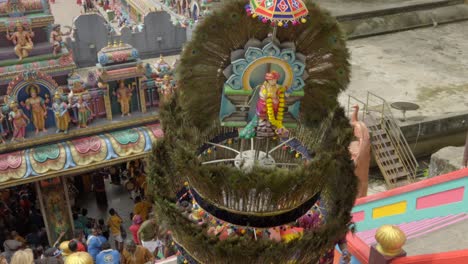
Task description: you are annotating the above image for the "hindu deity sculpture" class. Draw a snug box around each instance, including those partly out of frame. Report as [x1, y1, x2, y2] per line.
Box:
[349, 104, 371, 198]
[6, 22, 35, 60]
[52, 93, 71, 133]
[71, 82, 86, 94]
[8, 101, 30, 142]
[158, 75, 175, 97]
[72, 95, 92, 128]
[154, 55, 172, 77]
[50, 24, 71, 56]
[240, 71, 288, 139]
[22, 84, 48, 134]
[114, 80, 133, 117]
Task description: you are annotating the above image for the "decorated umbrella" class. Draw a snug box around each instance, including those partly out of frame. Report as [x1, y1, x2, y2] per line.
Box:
[245, 0, 309, 27]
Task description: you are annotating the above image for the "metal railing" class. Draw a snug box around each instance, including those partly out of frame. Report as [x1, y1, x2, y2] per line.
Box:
[347, 92, 418, 187]
[366, 92, 418, 185]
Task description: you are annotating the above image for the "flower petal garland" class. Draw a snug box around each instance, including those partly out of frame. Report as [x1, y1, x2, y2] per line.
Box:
[266, 87, 286, 129]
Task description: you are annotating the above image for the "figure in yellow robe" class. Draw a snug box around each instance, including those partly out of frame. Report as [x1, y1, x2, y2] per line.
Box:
[52, 93, 71, 133]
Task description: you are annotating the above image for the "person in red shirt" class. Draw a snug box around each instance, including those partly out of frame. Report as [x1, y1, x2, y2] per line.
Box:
[70, 230, 87, 252]
[129, 215, 142, 245]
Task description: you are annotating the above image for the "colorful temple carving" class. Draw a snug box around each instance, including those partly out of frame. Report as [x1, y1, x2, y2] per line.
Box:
[0, 1, 170, 191]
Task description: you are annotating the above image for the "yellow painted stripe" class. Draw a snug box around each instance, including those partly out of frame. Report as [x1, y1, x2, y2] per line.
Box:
[372, 201, 407, 219]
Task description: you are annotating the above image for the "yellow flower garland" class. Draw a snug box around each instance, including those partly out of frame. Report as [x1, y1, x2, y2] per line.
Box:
[266, 87, 285, 129]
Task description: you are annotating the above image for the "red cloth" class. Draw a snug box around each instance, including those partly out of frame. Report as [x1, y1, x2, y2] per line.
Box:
[71, 239, 87, 252]
[129, 224, 141, 245]
[77, 0, 82, 5]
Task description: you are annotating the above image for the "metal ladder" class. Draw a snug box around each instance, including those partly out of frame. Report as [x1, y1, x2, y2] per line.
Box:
[347, 92, 418, 188]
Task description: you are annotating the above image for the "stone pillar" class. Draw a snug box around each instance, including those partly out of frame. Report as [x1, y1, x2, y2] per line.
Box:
[138, 78, 147, 113]
[103, 83, 113, 120]
[369, 225, 407, 264]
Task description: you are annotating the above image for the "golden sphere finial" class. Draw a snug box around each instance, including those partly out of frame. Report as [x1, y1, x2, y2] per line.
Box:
[375, 225, 407, 257]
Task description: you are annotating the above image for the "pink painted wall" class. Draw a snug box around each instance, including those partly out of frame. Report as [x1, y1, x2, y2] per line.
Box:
[416, 187, 465, 210]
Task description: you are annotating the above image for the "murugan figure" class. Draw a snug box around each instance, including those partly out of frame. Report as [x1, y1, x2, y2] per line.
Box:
[23, 85, 48, 134]
[50, 24, 71, 56]
[8, 101, 30, 142]
[6, 22, 34, 60]
[115, 80, 133, 117]
[72, 95, 92, 128]
[52, 93, 71, 133]
[240, 71, 289, 139]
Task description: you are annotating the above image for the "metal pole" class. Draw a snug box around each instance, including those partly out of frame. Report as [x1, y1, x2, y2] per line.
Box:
[35, 182, 52, 246]
[62, 176, 75, 235]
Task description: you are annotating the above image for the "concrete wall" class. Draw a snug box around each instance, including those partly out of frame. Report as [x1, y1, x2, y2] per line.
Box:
[401, 112, 468, 158]
[68, 12, 186, 67]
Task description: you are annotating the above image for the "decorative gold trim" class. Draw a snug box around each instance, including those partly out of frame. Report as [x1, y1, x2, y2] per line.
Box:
[242, 57, 293, 91]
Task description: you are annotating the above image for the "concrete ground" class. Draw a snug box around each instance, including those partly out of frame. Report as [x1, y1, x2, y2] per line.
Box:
[404, 218, 468, 255]
[340, 21, 468, 121]
[75, 176, 135, 244]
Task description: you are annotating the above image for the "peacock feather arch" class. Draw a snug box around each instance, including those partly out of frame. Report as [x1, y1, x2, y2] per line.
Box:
[149, 0, 358, 263]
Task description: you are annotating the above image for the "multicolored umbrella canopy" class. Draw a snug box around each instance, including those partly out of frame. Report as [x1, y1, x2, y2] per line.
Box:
[246, 0, 309, 26]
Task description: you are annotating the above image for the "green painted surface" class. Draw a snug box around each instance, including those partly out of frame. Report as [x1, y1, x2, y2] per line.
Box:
[224, 84, 253, 96]
[33, 144, 61, 162]
[221, 121, 247, 127]
[110, 129, 140, 145]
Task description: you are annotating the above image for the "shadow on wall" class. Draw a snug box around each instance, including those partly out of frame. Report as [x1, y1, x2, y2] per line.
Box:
[68, 12, 187, 67]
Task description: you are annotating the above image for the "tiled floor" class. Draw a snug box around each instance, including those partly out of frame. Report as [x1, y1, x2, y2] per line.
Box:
[75, 177, 135, 245]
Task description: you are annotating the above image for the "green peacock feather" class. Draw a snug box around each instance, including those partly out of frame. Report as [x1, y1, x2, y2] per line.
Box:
[149, 0, 357, 263]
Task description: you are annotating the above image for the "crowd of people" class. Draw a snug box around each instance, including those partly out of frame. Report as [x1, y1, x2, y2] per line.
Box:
[0, 186, 49, 263]
[0, 197, 176, 264]
[0, 159, 178, 264]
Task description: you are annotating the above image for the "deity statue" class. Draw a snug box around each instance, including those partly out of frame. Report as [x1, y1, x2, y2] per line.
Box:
[240, 71, 289, 139]
[8, 101, 30, 142]
[71, 82, 86, 94]
[22, 84, 48, 134]
[6, 22, 35, 61]
[349, 104, 371, 198]
[114, 80, 133, 117]
[52, 93, 71, 134]
[50, 24, 71, 56]
[159, 75, 175, 96]
[154, 54, 172, 77]
[72, 95, 92, 128]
